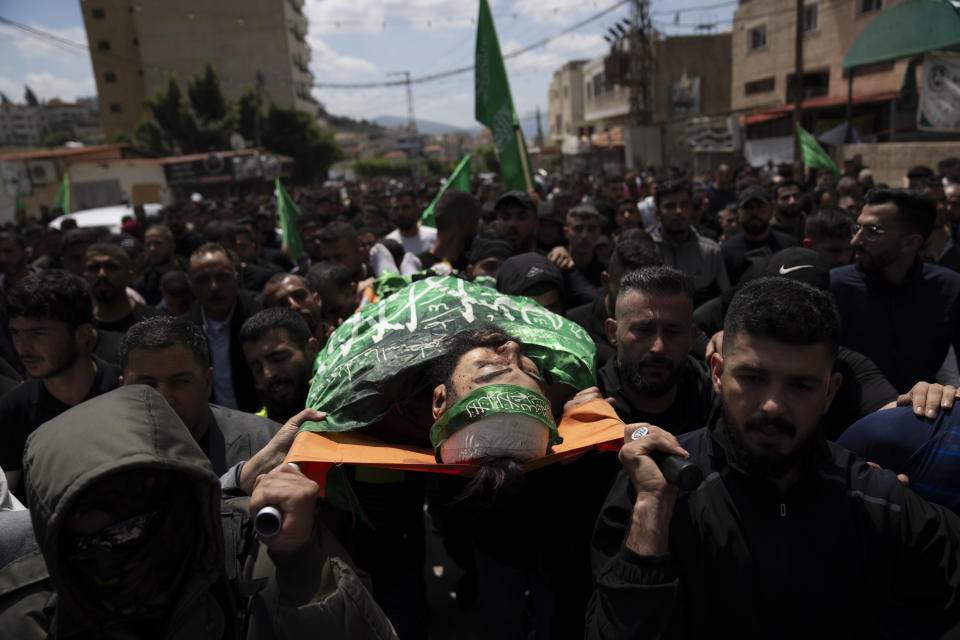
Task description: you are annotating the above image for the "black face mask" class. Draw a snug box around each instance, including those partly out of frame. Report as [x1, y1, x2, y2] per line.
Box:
[61, 473, 198, 623]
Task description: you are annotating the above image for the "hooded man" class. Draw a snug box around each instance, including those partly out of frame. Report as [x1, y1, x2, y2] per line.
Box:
[0, 384, 397, 639]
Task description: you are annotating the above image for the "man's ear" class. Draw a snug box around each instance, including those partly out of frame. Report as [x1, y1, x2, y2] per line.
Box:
[204, 366, 214, 397]
[604, 317, 618, 347]
[710, 352, 724, 395]
[306, 337, 320, 361]
[823, 371, 844, 414]
[901, 233, 924, 254]
[432, 384, 447, 421]
[600, 270, 609, 289]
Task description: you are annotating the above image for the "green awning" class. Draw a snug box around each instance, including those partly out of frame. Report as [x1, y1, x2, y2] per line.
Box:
[843, 0, 960, 70]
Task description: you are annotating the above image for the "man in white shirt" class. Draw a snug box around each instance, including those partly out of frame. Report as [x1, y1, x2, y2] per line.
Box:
[385, 188, 437, 255]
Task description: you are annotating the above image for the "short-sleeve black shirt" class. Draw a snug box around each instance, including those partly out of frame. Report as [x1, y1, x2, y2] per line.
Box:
[0, 355, 121, 472]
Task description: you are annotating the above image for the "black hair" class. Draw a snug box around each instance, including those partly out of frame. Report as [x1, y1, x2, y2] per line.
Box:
[617, 265, 695, 306]
[306, 261, 354, 293]
[263, 271, 308, 293]
[86, 241, 129, 265]
[939, 157, 959, 172]
[907, 165, 935, 181]
[318, 221, 357, 243]
[434, 189, 480, 233]
[145, 224, 174, 241]
[159, 270, 192, 296]
[60, 228, 94, 251]
[653, 179, 692, 209]
[7, 270, 92, 327]
[804, 207, 855, 240]
[863, 187, 937, 241]
[723, 277, 840, 360]
[774, 179, 799, 197]
[429, 324, 520, 391]
[0, 231, 26, 249]
[607, 240, 663, 282]
[119, 316, 210, 371]
[239, 307, 312, 349]
[295, 212, 324, 233]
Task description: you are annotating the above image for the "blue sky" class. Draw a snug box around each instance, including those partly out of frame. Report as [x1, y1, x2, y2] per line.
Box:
[0, 0, 736, 130]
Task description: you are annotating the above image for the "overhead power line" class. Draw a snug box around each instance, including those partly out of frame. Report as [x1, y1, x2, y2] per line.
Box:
[314, 0, 630, 89]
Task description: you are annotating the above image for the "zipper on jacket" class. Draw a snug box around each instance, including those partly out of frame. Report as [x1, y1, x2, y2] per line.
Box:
[779, 503, 786, 517]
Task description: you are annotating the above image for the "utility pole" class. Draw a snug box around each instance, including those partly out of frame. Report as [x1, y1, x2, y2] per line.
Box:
[535, 105, 544, 149]
[625, 0, 654, 170]
[792, 0, 804, 182]
[387, 71, 416, 133]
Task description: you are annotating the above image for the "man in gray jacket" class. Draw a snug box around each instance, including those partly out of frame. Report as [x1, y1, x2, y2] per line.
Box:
[119, 315, 279, 476]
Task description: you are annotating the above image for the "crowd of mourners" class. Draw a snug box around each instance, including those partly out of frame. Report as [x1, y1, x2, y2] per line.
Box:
[1, 151, 960, 639]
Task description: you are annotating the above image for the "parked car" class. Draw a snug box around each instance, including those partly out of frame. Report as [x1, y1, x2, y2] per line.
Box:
[48, 203, 164, 234]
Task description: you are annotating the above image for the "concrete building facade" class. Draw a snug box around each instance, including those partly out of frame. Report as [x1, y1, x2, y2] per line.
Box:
[731, 0, 908, 112]
[547, 60, 587, 144]
[547, 33, 733, 170]
[82, 0, 316, 142]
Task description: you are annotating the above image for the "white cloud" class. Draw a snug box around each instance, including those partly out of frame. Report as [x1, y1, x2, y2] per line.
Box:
[22, 72, 96, 102]
[0, 24, 89, 61]
[304, 0, 477, 34]
[308, 35, 377, 78]
[503, 32, 606, 73]
[513, 0, 606, 25]
[0, 77, 21, 101]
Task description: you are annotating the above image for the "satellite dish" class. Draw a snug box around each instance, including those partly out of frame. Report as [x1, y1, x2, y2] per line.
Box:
[230, 133, 246, 151]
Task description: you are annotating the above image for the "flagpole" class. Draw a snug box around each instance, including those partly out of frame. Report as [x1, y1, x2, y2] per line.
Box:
[515, 128, 533, 193]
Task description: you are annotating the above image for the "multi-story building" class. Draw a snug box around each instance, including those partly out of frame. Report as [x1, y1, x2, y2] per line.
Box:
[0, 103, 43, 146]
[547, 60, 587, 145]
[732, 0, 910, 139]
[82, 0, 316, 142]
[548, 33, 732, 169]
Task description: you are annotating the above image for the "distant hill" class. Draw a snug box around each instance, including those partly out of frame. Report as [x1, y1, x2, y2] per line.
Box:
[373, 115, 482, 136]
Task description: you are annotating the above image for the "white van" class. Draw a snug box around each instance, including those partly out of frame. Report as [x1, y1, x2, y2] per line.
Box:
[48, 203, 164, 234]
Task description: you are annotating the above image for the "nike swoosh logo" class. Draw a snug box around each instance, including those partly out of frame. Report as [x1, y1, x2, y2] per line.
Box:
[779, 264, 814, 274]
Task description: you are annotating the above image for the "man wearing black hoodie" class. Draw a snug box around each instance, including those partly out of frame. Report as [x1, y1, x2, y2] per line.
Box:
[0, 385, 397, 639]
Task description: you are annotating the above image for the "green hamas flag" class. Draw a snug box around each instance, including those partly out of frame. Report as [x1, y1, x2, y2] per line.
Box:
[301, 275, 596, 434]
[420, 154, 472, 228]
[275, 179, 303, 262]
[54, 172, 69, 214]
[475, 0, 532, 193]
[797, 124, 840, 183]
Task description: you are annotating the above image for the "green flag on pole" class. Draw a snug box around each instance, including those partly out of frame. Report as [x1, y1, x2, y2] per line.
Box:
[14, 177, 25, 226]
[475, 0, 533, 193]
[54, 172, 69, 214]
[797, 124, 840, 183]
[275, 179, 303, 262]
[420, 154, 472, 228]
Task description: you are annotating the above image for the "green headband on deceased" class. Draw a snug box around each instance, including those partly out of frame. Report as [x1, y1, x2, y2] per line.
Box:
[430, 384, 561, 460]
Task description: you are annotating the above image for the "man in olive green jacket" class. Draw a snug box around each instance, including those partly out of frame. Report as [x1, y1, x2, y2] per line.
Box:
[0, 384, 396, 639]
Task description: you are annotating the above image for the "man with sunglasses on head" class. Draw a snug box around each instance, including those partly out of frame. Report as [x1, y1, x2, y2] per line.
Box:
[831, 188, 960, 392]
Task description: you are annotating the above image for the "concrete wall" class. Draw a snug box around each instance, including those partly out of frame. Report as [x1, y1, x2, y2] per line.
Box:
[654, 33, 732, 118]
[731, 0, 909, 112]
[838, 141, 960, 186]
[70, 162, 170, 207]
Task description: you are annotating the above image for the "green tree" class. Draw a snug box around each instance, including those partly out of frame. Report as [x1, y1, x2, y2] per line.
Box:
[186, 63, 235, 151]
[262, 104, 342, 183]
[128, 65, 341, 183]
[24, 86, 38, 107]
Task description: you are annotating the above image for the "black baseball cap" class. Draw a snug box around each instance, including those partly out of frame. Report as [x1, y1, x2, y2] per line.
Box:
[495, 190, 536, 212]
[737, 185, 771, 208]
[764, 247, 830, 291]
